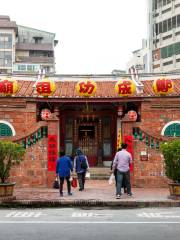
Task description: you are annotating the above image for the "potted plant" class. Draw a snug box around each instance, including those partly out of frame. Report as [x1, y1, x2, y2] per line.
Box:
[161, 139, 180, 199]
[0, 141, 25, 198]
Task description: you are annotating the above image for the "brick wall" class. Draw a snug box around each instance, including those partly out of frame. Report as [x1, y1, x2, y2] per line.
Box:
[9, 138, 48, 187]
[131, 98, 180, 187]
[0, 100, 37, 137]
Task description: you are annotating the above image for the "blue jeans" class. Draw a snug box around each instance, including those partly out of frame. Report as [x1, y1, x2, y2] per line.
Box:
[116, 170, 131, 195]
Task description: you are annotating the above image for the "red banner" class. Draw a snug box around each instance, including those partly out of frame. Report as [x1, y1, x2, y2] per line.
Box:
[48, 135, 58, 171]
[123, 135, 133, 172]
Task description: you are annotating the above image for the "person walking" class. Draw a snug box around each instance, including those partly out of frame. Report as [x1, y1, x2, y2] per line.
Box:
[112, 143, 132, 199]
[56, 150, 73, 197]
[74, 148, 89, 191]
[111, 147, 127, 193]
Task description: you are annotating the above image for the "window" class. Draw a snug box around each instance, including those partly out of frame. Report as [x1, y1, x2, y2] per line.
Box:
[0, 123, 13, 137]
[0, 51, 12, 67]
[177, 15, 180, 27]
[102, 117, 112, 157]
[163, 34, 172, 40]
[174, 42, 180, 55]
[161, 46, 168, 58]
[172, 16, 177, 29]
[163, 123, 180, 137]
[65, 117, 73, 155]
[168, 18, 172, 31]
[155, 23, 159, 35]
[0, 33, 12, 49]
[163, 20, 168, 32]
[163, 60, 173, 66]
[18, 65, 26, 71]
[175, 3, 180, 9]
[159, 22, 163, 34]
[167, 44, 174, 57]
[162, 8, 171, 14]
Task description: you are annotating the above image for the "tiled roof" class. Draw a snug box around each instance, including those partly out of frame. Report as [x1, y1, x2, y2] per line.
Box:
[1, 79, 180, 99]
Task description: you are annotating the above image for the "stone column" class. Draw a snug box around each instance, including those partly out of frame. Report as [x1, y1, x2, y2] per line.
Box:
[46, 109, 59, 188]
[97, 117, 103, 166]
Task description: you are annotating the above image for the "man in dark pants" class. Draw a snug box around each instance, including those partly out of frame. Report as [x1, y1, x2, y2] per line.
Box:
[74, 148, 89, 191]
[112, 143, 133, 199]
[56, 151, 73, 197]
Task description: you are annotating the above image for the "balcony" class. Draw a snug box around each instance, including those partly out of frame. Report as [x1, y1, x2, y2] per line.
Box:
[15, 56, 54, 64]
[15, 43, 54, 51]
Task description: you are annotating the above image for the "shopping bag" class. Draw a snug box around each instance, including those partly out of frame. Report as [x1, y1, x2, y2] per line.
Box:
[53, 177, 60, 189]
[71, 178, 77, 188]
[85, 172, 90, 179]
[108, 173, 115, 185]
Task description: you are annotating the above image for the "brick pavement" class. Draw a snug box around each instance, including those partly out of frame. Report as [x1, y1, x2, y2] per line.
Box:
[1, 180, 180, 207]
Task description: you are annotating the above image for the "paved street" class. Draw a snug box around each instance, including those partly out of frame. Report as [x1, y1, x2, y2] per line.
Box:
[0, 208, 179, 240]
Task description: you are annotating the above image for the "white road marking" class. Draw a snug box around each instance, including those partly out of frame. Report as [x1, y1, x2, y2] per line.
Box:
[5, 211, 46, 218]
[137, 212, 180, 218]
[0, 221, 180, 224]
[71, 212, 113, 218]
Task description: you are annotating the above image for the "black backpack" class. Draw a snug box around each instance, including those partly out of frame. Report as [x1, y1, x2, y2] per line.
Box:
[79, 155, 87, 170]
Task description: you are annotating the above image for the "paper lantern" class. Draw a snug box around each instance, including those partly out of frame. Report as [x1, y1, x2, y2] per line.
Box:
[76, 80, 97, 97]
[41, 109, 51, 120]
[36, 78, 56, 97]
[153, 77, 173, 95]
[0, 78, 18, 95]
[115, 79, 136, 97]
[127, 110, 137, 121]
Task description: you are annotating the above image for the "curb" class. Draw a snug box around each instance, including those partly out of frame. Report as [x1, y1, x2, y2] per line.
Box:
[0, 200, 180, 208]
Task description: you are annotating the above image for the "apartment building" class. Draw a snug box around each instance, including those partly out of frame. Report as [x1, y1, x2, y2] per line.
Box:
[0, 16, 58, 74]
[148, 0, 180, 72]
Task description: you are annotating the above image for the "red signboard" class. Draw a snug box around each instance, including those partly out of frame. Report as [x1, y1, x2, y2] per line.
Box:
[48, 135, 58, 171]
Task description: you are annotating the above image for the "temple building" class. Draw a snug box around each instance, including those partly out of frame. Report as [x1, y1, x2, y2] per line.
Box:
[0, 75, 179, 187]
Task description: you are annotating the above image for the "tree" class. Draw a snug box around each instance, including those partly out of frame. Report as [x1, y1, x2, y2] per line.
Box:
[161, 140, 180, 183]
[0, 141, 25, 183]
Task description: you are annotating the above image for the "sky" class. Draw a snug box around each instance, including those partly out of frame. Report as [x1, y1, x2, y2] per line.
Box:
[1, 0, 147, 74]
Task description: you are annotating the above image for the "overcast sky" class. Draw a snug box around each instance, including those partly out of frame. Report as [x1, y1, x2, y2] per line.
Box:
[1, 0, 147, 74]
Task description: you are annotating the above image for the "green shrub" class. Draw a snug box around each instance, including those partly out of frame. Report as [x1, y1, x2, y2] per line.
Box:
[0, 141, 25, 183]
[161, 140, 180, 183]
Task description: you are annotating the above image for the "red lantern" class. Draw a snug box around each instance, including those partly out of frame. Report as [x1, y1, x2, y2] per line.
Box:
[36, 78, 56, 97]
[76, 80, 97, 97]
[153, 77, 173, 95]
[127, 110, 137, 121]
[41, 109, 51, 120]
[0, 78, 18, 95]
[115, 79, 136, 97]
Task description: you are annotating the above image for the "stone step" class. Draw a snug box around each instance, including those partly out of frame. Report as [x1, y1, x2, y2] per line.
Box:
[89, 167, 111, 180]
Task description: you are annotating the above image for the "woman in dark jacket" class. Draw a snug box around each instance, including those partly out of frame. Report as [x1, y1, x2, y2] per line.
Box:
[74, 148, 89, 191]
[56, 151, 73, 196]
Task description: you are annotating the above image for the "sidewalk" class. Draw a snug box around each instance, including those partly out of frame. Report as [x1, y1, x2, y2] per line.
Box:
[0, 180, 180, 208]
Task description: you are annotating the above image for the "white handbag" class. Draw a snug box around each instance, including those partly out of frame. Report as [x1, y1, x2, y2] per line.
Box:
[108, 173, 115, 185]
[85, 172, 90, 179]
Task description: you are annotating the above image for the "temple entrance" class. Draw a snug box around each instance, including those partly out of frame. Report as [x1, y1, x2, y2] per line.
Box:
[61, 104, 116, 167]
[77, 120, 98, 166]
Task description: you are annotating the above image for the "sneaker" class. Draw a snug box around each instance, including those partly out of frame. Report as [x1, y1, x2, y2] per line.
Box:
[116, 194, 121, 199]
[79, 188, 83, 191]
[127, 193, 132, 197]
[68, 192, 73, 196]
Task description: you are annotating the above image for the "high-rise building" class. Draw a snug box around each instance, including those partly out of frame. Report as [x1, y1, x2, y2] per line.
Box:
[148, 0, 180, 73]
[0, 16, 58, 74]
